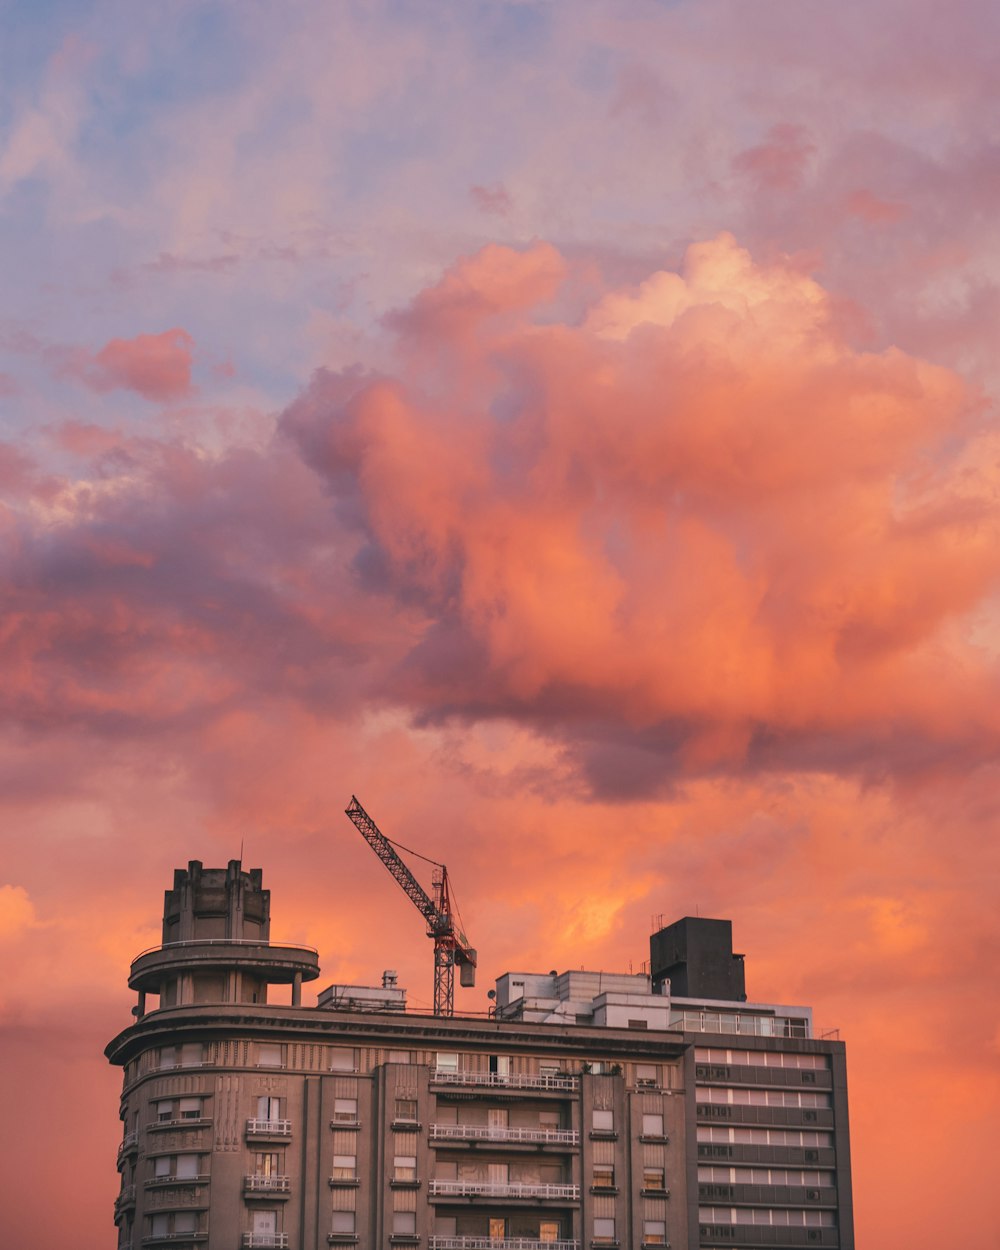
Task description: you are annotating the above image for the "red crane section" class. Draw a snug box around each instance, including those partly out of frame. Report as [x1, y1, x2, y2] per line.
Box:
[345, 796, 476, 1017]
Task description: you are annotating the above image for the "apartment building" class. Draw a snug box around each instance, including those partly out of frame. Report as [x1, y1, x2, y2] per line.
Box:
[106, 860, 853, 1249]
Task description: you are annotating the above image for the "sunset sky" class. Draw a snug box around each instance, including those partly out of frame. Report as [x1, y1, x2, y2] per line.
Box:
[2, 2, 999, 1245]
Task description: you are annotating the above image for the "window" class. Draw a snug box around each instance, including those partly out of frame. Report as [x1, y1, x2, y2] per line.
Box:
[155, 1100, 175, 1122]
[636, 1064, 658, 1086]
[593, 1217, 616, 1244]
[154, 1155, 171, 1178]
[592, 1109, 614, 1133]
[333, 1098, 358, 1123]
[388, 1050, 411, 1063]
[330, 1212, 356, 1235]
[332, 1154, 356, 1181]
[394, 1099, 418, 1123]
[642, 1113, 665, 1138]
[539, 1110, 560, 1129]
[393, 1155, 416, 1181]
[392, 1211, 416, 1235]
[150, 1214, 169, 1237]
[158, 1046, 176, 1069]
[329, 1048, 356, 1072]
[593, 1164, 615, 1189]
[179, 1042, 203, 1067]
[257, 1042, 283, 1067]
[539, 1224, 560, 1244]
[643, 1220, 666, 1245]
[179, 1097, 201, 1120]
[489, 1054, 511, 1076]
[257, 1095, 282, 1121]
[643, 1166, 665, 1191]
[435, 1052, 460, 1073]
[255, 1153, 280, 1177]
[173, 1212, 197, 1234]
[175, 1154, 199, 1179]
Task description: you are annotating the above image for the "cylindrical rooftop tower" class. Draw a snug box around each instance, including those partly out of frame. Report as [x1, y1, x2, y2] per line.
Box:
[127, 860, 319, 1017]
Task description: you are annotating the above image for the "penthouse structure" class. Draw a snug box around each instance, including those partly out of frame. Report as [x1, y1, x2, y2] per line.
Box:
[106, 861, 853, 1250]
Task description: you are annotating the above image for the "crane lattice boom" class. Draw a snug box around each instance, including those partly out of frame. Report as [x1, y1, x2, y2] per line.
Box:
[345, 796, 476, 1016]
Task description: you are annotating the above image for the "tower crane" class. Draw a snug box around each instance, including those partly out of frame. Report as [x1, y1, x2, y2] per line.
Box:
[345, 796, 476, 1017]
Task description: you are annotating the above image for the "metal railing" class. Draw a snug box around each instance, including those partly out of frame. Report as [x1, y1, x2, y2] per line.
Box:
[431, 1070, 579, 1092]
[145, 1173, 209, 1187]
[149, 1116, 210, 1131]
[115, 1184, 136, 1207]
[117, 1131, 139, 1162]
[429, 1239, 579, 1249]
[430, 1124, 579, 1145]
[141, 1236, 207, 1245]
[133, 938, 318, 960]
[246, 1118, 292, 1135]
[242, 1237, 290, 1249]
[428, 1180, 579, 1200]
[244, 1174, 291, 1192]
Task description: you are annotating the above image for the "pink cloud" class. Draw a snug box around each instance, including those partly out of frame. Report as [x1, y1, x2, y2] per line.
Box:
[470, 183, 514, 217]
[80, 329, 195, 401]
[733, 122, 816, 191]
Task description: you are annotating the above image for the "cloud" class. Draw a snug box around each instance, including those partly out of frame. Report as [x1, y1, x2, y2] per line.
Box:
[0, 884, 36, 940]
[733, 123, 816, 192]
[74, 329, 195, 401]
[469, 183, 514, 218]
[285, 235, 996, 792]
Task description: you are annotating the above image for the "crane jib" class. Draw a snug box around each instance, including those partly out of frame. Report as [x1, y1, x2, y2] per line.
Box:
[344, 796, 477, 1015]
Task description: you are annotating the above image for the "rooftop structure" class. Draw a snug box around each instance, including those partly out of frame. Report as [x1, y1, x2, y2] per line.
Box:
[106, 862, 853, 1250]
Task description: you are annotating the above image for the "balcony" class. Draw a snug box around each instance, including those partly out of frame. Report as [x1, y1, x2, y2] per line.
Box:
[241, 1237, 290, 1249]
[114, 1185, 137, 1217]
[141, 1236, 207, 1246]
[246, 1118, 292, 1137]
[145, 1173, 209, 1188]
[129, 938, 319, 995]
[244, 1174, 291, 1195]
[428, 1180, 580, 1200]
[429, 1240, 580, 1250]
[431, 1070, 579, 1093]
[149, 1117, 212, 1133]
[118, 1132, 139, 1165]
[429, 1124, 579, 1147]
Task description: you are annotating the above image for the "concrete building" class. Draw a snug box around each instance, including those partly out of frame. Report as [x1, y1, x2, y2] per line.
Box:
[106, 861, 853, 1250]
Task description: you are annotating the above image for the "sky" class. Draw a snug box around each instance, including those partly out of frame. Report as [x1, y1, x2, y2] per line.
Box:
[1, 1, 999, 1245]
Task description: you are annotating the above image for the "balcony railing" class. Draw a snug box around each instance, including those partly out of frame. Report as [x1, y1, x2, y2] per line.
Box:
[430, 1124, 579, 1146]
[117, 1131, 139, 1163]
[241, 1236, 289, 1249]
[145, 1173, 209, 1187]
[428, 1180, 579, 1200]
[429, 1240, 580, 1249]
[133, 938, 319, 958]
[149, 1116, 211, 1131]
[141, 1236, 207, 1245]
[246, 1118, 292, 1136]
[432, 1070, 579, 1092]
[244, 1174, 291, 1193]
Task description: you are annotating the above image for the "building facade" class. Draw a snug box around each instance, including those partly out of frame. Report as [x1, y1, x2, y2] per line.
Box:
[106, 861, 853, 1250]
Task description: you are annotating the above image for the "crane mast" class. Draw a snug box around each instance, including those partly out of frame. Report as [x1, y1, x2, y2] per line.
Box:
[345, 796, 476, 1016]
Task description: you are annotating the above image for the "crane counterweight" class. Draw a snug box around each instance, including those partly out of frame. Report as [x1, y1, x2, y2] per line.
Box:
[345, 796, 476, 1017]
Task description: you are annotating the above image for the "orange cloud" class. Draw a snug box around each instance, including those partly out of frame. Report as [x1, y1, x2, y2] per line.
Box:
[287, 235, 995, 791]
